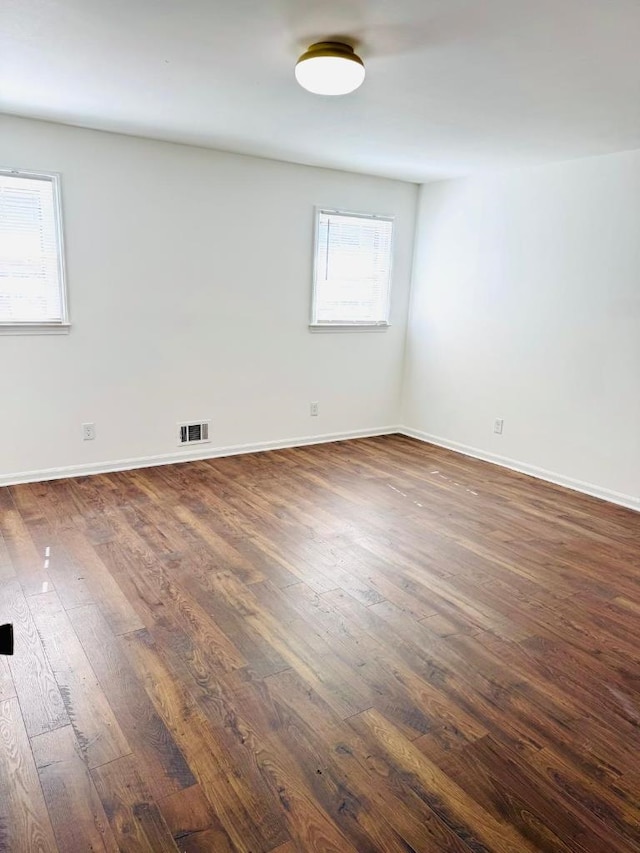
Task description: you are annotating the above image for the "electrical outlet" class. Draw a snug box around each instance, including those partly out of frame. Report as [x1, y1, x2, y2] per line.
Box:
[493, 418, 504, 435]
[82, 423, 96, 441]
[310, 401, 319, 417]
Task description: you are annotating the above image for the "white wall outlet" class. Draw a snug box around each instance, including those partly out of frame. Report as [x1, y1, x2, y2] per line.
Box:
[310, 401, 319, 417]
[82, 423, 96, 441]
[493, 418, 504, 435]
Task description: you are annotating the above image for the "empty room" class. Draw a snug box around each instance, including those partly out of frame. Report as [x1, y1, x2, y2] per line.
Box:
[1, 1, 639, 851]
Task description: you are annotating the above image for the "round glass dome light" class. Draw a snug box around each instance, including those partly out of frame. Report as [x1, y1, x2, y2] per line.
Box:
[295, 42, 365, 96]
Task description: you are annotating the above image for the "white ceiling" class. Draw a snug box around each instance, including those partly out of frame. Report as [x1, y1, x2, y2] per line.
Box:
[3, 0, 640, 182]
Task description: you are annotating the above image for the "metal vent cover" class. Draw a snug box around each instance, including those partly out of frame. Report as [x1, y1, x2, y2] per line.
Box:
[178, 421, 211, 446]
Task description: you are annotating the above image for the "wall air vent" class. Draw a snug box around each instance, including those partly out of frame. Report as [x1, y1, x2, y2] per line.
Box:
[178, 421, 211, 446]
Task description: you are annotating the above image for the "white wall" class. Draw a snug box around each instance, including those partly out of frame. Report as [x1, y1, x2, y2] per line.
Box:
[0, 115, 417, 482]
[403, 152, 640, 508]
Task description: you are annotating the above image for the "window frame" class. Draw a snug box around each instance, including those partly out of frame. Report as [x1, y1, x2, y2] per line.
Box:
[0, 167, 70, 335]
[309, 206, 395, 331]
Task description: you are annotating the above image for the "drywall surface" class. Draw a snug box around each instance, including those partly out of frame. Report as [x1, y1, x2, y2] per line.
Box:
[403, 151, 640, 506]
[0, 115, 417, 481]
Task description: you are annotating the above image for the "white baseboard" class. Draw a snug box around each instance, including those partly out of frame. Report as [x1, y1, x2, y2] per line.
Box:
[400, 427, 639, 513]
[0, 426, 399, 487]
[4, 425, 637, 514]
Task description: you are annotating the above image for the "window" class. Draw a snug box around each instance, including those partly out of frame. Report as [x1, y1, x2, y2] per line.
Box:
[0, 169, 68, 332]
[311, 208, 394, 328]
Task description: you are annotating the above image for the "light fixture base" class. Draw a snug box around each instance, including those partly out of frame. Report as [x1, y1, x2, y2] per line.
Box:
[297, 42, 360, 64]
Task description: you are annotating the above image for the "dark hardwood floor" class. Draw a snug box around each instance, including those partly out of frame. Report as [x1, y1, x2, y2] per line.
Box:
[1, 434, 639, 852]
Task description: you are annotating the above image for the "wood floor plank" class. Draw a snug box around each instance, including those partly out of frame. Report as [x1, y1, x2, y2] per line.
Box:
[0, 494, 44, 578]
[0, 530, 16, 583]
[264, 667, 473, 852]
[159, 784, 237, 853]
[529, 744, 640, 850]
[0, 697, 58, 853]
[91, 753, 180, 852]
[23, 491, 144, 633]
[120, 627, 292, 853]
[32, 724, 120, 853]
[349, 707, 539, 853]
[0, 654, 15, 702]
[416, 731, 607, 853]
[45, 523, 144, 635]
[21, 513, 95, 610]
[67, 604, 195, 801]
[0, 579, 68, 738]
[263, 673, 432, 851]
[27, 591, 131, 768]
[172, 501, 300, 588]
[204, 570, 374, 720]
[1, 435, 638, 851]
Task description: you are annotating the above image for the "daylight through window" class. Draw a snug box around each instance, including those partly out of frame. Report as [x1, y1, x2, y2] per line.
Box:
[0, 170, 67, 328]
[312, 209, 394, 327]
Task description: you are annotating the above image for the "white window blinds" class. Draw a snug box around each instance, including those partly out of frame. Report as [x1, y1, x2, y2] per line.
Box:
[0, 170, 67, 326]
[312, 210, 394, 326]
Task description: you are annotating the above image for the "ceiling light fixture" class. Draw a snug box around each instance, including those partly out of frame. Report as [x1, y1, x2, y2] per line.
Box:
[295, 42, 365, 96]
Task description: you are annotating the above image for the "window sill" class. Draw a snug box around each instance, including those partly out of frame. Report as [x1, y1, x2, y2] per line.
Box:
[309, 323, 390, 333]
[0, 323, 71, 336]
